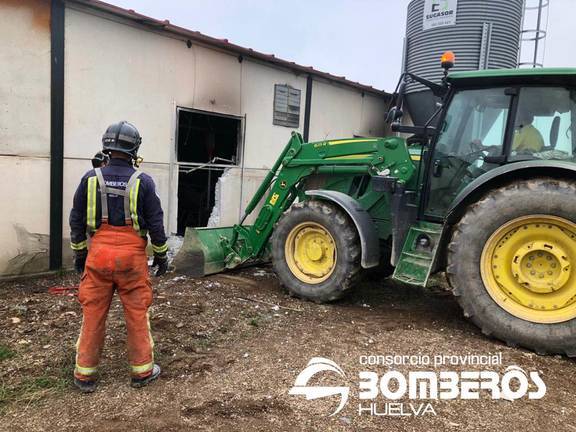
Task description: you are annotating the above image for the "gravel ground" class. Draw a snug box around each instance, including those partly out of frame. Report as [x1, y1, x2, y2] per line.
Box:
[0, 268, 574, 431]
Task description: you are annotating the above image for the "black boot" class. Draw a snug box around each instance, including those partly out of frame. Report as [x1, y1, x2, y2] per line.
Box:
[74, 377, 97, 393]
[131, 364, 161, 388]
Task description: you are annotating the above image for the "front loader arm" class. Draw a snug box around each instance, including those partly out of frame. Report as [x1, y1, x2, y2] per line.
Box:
[222, 132, 415, 269]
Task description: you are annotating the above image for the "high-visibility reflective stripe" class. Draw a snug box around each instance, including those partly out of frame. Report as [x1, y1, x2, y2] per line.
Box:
[325, 154, 372, 160]
[75, 318, 83, 351]
[152, 243, 168, 254]
[87, 170, 143, 234]
[131, 311, 154, 375]
[71, 240, 87, 250]
[328, 138, 378, 145]
[75, 317, 98, 377]
[75, 319, 96, 376]
[86, 176, 97, 231]
[130, 179, 141, 232]
[131, 361, 154, 374]
[75, 364, 98, 376]
[147, 311, 155, 351]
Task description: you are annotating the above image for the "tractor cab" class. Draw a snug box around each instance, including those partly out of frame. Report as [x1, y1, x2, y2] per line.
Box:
[423, 68, 576, 220]
[389, 56, 576, 220]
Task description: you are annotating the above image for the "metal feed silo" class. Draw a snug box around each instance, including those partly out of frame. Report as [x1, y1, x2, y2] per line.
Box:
[404, 0, 524, 125]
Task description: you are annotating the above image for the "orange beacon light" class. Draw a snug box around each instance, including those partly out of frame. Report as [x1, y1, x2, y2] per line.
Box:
[441, 51, 455, 70]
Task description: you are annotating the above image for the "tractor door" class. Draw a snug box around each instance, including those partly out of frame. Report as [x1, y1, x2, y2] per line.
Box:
[423, 87, 513, 218]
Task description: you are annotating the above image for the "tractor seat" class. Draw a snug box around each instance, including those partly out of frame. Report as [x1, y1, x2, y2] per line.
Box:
[541, 115, 560, 151]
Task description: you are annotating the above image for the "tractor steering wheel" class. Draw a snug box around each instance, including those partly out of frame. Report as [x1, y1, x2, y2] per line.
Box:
[464, 140, 501, 164]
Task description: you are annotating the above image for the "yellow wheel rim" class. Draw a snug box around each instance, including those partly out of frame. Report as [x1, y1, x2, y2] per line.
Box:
[481, 215, 576, 323]
[285, 222, 337, 284]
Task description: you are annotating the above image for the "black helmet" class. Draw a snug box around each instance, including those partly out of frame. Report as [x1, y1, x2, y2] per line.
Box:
[91, 151, 110, 168]
[102, 121, 142, 158]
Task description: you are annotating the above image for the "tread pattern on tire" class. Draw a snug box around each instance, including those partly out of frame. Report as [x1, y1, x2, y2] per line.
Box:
[447, 177, 576, 357]
[271, 200, 362, 303]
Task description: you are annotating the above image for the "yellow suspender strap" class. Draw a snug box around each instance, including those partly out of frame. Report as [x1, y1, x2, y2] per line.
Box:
[86, 176, 98, 231]
[129, 178, 142, 232]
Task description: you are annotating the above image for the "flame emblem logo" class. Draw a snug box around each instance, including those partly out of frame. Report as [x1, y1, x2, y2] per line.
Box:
[289, 357, 350, 416]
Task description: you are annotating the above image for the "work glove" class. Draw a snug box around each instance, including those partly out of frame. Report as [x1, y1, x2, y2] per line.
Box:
[74, 249, 88, 274]
[152, 254, 168, 277]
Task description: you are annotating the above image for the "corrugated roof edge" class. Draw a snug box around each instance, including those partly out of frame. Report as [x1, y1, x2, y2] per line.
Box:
[66, 0, 390, 98]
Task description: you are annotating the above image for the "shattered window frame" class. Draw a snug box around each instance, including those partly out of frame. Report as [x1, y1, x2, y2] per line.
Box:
[273, 84, 301, 128]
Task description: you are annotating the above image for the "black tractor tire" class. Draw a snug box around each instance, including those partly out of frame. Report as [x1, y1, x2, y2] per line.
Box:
[448, 177, 576, 356]
[271, 200, 362, 303]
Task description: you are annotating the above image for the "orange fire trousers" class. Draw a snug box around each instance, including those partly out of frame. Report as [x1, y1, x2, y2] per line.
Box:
[75, 223, 154, 381]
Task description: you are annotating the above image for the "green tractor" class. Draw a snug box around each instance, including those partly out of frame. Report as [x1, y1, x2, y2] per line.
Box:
[174, 52, 576, 356]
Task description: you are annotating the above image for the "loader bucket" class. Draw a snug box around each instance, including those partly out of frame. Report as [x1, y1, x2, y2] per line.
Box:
[172, 226, 235, 277]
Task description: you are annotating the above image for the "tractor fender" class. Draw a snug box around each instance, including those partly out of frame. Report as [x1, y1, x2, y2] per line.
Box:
[446, 160, 576, 224]
[305, 189, 379, 268]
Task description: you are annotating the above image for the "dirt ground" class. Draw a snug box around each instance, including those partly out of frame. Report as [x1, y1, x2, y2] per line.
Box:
[0, 267, 575, 432]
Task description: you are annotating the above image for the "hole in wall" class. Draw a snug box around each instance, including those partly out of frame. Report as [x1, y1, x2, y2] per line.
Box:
[176, 109, 241, 234]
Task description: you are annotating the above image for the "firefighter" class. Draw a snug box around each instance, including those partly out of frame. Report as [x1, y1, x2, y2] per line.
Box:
[69, 121, 168, 392]
[512, 110, 545, 153]
[91, 151, 110, 168]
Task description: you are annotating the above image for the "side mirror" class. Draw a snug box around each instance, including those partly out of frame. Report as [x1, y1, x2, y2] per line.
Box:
[386, 80, 407, 124]
[386, 107, 404, 124]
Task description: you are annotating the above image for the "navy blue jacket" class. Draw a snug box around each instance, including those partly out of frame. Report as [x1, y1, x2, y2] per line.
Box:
[69, 158, 167, 254]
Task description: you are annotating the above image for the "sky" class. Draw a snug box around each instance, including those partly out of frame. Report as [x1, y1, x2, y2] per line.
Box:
[103, 0, 576, 92]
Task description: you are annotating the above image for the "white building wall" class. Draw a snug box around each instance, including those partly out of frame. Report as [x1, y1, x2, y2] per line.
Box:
[0, 0, 51, 157]
[308, 79, 388, 141]
[0, 1, 52, 276]
[240, 61, 307, 169]
[63, 7, 195, 164]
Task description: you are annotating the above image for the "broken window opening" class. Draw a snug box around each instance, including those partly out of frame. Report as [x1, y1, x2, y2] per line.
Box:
[176, 108, 241, 235]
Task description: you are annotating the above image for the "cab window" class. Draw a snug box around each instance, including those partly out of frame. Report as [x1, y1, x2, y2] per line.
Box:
[510, 87, 576, 161]
[426, 87, 511, 217]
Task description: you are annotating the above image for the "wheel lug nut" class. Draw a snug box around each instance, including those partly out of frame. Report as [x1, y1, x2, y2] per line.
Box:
[529, 256, 535, 261]
[546, 256, 552, 261]
[527, 263, 532, 268]
[539, 273, 544, 278]
[537, 252, 543, 257]
[530, 271, 536, 275]
[548, 271, 553, 275]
